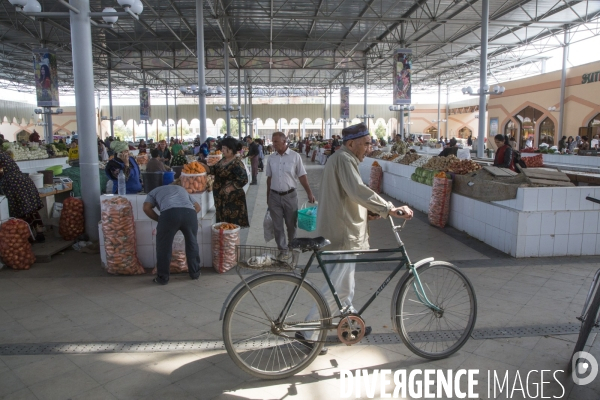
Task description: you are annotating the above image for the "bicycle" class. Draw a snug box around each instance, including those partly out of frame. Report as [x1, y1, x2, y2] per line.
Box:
[220, 214, 478, 379]
[569, 196, 600, 374]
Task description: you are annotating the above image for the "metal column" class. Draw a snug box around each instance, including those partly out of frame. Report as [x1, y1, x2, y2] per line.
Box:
[437, 80, 441, 140]
[69, 0, 100, 240]
[248, 82, 253, 137]
[323, 89, 327, 137]
[143, 71, 148, 140]
[558, 28, 569, 140]
[174, 90, 178, 140]
[363, 64, 368, 123]
[342, 72, 347, 129]
[329, 85, 332, 139]
[237, 67, 241, 138]
[244, 70, 248, 135]
[445, 85, 449, 139]
[166, 84, 170, 141]
[477, 0, 489, 158]
[224, 41, 231, 136]
[196, 0, 207, 142]
[399, 110, 404, 141]
[407, 110, 411, 136]
[108, 68, 114, 138]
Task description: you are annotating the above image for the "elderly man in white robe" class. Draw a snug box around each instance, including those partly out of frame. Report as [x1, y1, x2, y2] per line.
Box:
[297, 123, 413, 355]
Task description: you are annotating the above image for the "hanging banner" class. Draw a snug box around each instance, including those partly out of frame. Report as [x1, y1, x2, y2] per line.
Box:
[139, 88, 150, 121]
[340, 87, 350, 119]
[393, 49, 412, 105]
[33, 49, 60, 107]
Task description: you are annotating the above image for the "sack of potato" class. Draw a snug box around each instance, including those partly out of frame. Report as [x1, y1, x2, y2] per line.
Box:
[59, 196, 85, 240]
[206, 154, 222, 166]
[181, 162, 208, 193]
[0, 219, 36, 270]
[212, 222, 240, 274]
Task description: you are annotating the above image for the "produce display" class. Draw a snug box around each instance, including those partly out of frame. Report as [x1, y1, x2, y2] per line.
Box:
[48, 144, 68, 157]
[377, 152, 400, 161]
[59, 197, 85, 241]
[369, 162, 383, 193]
[429, 176, 452, 228]
[152, 232, 187, 274]
[0, 219, 36, 270]
[2, 142, 48, 161]
[216, 223, 238, 230]
[212, 222, 240, 274]
[411, 168, 440, 186]
[101, 196, 145, 275]
[136, 153, 148, 166]
[181, 162, 208, 193]
[523, 154, 544, 167]
[206, 153, 222, 166]
[391, 141, 408, 155]
[447, 159, 482, 174]
[409, 155, 432, 167]
[422, 155, 458, 171]
[367, 150, 383, 158]
[398, 153, 420, 165]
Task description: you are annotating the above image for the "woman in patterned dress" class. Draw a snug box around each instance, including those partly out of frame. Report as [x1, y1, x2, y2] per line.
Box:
[202, 137, 249, 227]
[0, 152, 45, 241]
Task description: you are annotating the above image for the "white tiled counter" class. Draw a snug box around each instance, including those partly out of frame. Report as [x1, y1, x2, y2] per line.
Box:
[521, 153, 600, 169]
[360, 157, 600, 258]
[16, 157, 70, 175]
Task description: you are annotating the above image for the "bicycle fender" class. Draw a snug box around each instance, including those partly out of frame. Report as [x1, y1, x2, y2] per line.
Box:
[219, 272, 273, 321]
[390, 260, 463, 333]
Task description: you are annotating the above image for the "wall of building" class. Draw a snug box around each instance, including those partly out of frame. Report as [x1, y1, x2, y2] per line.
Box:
[488, 60, 600, 148]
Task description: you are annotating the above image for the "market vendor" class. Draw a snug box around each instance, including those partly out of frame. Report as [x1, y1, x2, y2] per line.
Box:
[156, 140, 172, 165]
[0, 152, 45, 242]
[438, 138, 459, 157]
[300, 123, 412, 354]
[138, 139, 148, 154]
[68, 140, 79, 163]
[493, 134, 516, 171]
[146, 149, 170, 173]
[105, 141, 142, 194]
[29, 130, 41, 143]
[143, 184, 201, 285]
[170, 149, 187, 167]
[579, 136, 590, 153]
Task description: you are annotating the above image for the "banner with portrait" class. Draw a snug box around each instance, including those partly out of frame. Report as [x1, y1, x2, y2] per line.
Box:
[139, 88, 150, 121]
[33, 49, 60, 107]
[340, 87, 350, 119]
[393, 49, 412, 105]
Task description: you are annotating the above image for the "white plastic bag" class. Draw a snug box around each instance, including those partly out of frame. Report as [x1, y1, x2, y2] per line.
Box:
[52, 202, 63, 218]
[263, 209, 275, 242]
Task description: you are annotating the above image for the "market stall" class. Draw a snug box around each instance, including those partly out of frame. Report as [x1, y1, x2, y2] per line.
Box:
[360, 152, 600, 258]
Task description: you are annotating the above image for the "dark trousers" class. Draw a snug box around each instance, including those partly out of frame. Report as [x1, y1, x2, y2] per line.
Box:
[156, 208, 200, 283]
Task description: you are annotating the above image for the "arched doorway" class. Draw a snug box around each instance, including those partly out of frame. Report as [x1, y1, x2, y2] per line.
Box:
[457, 127, 472, 139]
[589, 113, 600, 137]
[425, 126, 437, 138]
[505, 120, 517, 140]
[539, 118, 555, 145]
[515, 106, 543, 149]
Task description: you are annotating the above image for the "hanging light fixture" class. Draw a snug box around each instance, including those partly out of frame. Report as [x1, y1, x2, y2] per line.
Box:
[102, 7, 119, 24]
[130, 0, 143, 15]
[22, 0, 42, 12]
[8, 0, 28, 7]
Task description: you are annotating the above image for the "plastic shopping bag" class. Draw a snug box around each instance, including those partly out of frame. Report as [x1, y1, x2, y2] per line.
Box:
[264, 209, 275, 242]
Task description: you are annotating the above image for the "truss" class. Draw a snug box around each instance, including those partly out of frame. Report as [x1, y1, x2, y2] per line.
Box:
[0, 0, 598, 98]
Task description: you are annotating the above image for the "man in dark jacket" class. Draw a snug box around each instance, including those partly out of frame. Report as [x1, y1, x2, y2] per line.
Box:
[245, 136, 260, 185]
[439, 138, 459, 157]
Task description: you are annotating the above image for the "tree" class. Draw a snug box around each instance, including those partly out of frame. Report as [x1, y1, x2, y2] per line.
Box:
[220, 119, 239, 136]
[375, 122, 387, 139]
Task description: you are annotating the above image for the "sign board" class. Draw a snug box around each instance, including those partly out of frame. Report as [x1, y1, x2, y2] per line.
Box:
[33, 49, 60, 107]
[340, 87, 349, 119]
[139, 88, 150, 121]
[393, 49, 412, 105]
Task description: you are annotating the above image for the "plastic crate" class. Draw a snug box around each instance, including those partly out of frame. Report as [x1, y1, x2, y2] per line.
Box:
[297, 205, 317, 232]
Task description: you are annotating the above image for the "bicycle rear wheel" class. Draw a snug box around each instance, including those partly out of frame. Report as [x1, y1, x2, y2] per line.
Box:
[222, 274, 329, 379]
[394, 262, 477, 359]
[569, 283, 600, 373]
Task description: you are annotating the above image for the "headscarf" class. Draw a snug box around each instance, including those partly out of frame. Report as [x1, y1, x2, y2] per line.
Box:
[110, 140, 129, 153]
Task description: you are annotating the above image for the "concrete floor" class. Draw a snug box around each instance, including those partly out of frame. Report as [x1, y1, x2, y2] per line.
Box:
[1, 157, 599, 399]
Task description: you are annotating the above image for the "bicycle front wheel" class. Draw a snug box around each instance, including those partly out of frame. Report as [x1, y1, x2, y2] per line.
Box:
[569, 283, 600, 373]
[395, 262, 477, 359]
[222, 274, 330, 379]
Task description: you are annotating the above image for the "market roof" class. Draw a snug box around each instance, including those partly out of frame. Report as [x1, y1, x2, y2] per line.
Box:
[0, 0, 599, 97]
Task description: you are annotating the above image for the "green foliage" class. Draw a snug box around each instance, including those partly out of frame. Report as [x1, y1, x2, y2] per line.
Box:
[375, 122, 387, 139]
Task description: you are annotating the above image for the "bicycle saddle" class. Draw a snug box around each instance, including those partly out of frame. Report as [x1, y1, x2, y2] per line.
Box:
[289, 237, 331, 251]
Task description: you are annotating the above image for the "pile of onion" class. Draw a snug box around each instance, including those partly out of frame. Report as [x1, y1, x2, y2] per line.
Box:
[59, 197, 85, 240]
[0, 219, 36, 270]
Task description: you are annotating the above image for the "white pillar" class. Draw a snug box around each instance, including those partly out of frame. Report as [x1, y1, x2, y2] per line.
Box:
[558, 28, 569, 140]
[69, 0, 100, 240]
[197, 0, 207, 142]
[477, 0, 489, 158]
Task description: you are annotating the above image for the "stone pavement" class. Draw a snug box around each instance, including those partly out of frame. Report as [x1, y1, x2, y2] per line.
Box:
[1, 155, 599, 399]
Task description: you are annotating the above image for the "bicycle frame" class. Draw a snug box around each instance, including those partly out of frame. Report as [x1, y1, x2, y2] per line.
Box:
[275, 216, 442, 333]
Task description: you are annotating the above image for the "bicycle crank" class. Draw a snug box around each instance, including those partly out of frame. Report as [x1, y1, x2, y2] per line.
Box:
[337, 315, 366, 345]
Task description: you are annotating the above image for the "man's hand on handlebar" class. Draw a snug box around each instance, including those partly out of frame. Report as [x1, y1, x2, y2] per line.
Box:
[389, 206, 413, 220]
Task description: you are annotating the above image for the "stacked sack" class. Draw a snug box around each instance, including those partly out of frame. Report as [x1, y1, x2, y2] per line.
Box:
[212, 223, 240, 274]
[59, 196, 85, 240]
[0, 219, 36, 270]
